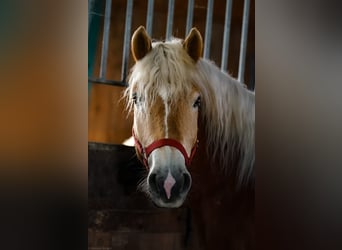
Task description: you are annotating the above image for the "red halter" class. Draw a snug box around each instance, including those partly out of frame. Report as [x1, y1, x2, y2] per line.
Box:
[132, 128, 199, 169]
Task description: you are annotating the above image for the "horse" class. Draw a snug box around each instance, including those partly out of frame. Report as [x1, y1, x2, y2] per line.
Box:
[125, 26, 255, 250]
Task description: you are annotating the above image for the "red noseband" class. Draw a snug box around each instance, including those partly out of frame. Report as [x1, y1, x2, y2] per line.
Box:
[132, 128, 199, 169]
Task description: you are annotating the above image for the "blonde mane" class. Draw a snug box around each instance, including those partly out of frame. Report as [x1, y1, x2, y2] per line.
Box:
[125, 38, 255, 185]
[125, 39, 195, 111]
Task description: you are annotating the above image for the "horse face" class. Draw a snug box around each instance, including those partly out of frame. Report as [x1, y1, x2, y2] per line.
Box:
[130, 26, 203, 208]
[133, 89, 200, 207]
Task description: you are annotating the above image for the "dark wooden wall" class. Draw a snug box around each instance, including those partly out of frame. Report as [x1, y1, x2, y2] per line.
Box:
[88, 143, 202, 249]
[88, 0, 255, 144]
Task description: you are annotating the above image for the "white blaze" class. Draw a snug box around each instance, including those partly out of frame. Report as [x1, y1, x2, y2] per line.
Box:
[164, 100, 169, 138]
[159, 87, 170, 138]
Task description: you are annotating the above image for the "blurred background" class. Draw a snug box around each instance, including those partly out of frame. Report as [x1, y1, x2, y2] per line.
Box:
[0, 0, 341, 249]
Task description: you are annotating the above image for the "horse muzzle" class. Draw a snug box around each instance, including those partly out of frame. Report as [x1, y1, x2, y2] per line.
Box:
[147, 166, 192, 208]
[132, 128, 197, 207]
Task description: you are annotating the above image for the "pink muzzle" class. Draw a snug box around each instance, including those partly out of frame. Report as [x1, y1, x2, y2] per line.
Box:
[132, 129, 199, 169]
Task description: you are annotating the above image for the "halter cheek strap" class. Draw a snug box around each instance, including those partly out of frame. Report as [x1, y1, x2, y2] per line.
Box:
[132, 129, 199, 169]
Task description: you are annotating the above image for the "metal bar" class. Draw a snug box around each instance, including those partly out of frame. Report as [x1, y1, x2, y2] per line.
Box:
[185, 0, 194, 35]
[203, 0, 214, 59]
[166, 0, 175, 40]
[121, 0, 134, 81]
[220, 0, 233, 72]
[99, 0, 112, 79]
[146, 0, 154, 35]
[88, 0, 95, 31]
[88, 77, 127, 87]
[238, 0, 250, 83]
[249, 54, 255, 90]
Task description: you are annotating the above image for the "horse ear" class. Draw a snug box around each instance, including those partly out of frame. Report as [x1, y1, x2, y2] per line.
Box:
[131, 26, 152, 61]
[183, 28, 203, 62]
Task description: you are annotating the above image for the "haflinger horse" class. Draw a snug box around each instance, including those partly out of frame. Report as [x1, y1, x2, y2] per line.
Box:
[125, 26, 254, 249]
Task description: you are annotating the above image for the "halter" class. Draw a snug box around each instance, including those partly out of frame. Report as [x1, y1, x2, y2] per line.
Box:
[132, 128, 199, 169]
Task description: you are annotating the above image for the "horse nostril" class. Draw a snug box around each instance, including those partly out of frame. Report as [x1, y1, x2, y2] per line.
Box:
[148, 173, 158, 192]
[182, 173, 192, 192]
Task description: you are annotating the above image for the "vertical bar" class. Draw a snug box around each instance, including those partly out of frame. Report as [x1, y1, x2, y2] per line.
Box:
[238, 0, 250, 83]
[99, 0, 112, 79]
[88, 0, 100, 98]
[121, 0, 134, 82]
[203, 0, 214, 59]
[220, 0, 233, 72]
[88, 0, 95, 31]
[166, 0, 175, 40]
[185, 0, 194, 35]
[146, 0, 154, 35]
[250, 54, 255, 90]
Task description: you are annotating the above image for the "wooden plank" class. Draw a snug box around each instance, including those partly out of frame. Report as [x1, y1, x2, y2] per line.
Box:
[128, 232, 183, 250]
[88, 142, 150, 210]
[88, 230, 112, 249]
[89, 208, 187, 233]
[89, 231, 185, 250]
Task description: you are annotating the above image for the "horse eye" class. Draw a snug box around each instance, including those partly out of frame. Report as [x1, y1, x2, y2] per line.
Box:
[193, 96, 201, 108]
[132, 93, 137, 104]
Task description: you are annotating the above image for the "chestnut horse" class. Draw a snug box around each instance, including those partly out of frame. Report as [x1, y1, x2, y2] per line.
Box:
[125, 26, 255, 250]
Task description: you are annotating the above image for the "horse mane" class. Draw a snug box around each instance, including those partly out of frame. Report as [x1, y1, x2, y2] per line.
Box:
[193, 59, 255, 185]
[125, 38, 255, 185]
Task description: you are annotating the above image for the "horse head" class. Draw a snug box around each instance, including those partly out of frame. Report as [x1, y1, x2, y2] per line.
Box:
[127, 26, 203, 208]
